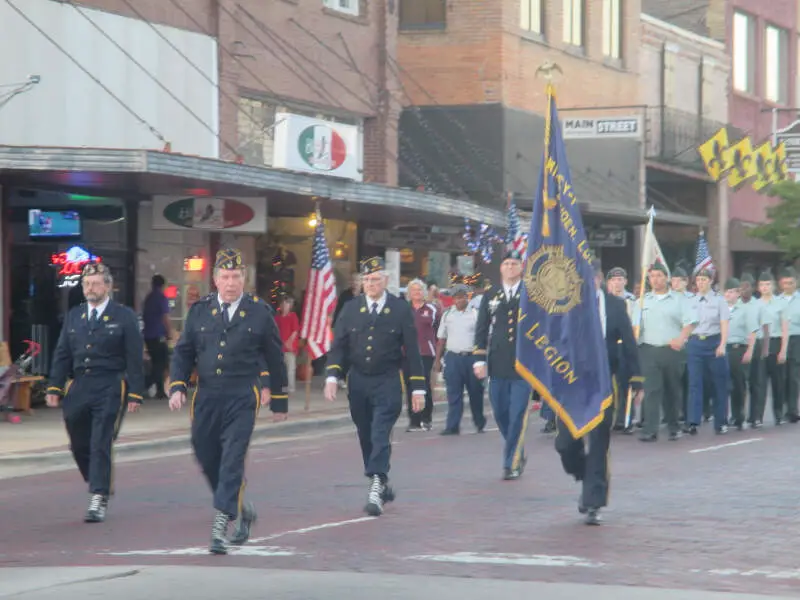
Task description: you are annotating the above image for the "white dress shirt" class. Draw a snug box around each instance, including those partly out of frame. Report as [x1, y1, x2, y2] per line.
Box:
[218, 294, 244, 320]
[87, 296, 111, 320]
[504, 282, 520, 302]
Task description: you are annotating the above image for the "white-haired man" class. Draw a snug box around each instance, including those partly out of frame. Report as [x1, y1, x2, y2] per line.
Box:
[325, 256, 426, 516]
[405, 278, 439, 431]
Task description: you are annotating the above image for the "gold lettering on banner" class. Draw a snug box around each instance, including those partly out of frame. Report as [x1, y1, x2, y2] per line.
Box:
[522, 322, 578, 384]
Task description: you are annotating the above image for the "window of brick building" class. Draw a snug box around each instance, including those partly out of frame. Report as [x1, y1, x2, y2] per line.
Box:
[732, 11, 756, 94]
[399, 0, 446, 30]
[323, 0, 359, 17]
[765, 24, 789, 104]
[562, 0, 584, 48]
[602, 0, 622, 59]
[520, 0, 544, 35]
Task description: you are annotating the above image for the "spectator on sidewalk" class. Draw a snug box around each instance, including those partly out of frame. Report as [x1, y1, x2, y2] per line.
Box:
[142, 274, 171, 400]
[405, 279, 439, 431]
[276, 295, 300, 393]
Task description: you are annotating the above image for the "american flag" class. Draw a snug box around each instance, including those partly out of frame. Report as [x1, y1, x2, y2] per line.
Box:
[300, 213, 337, 359]
[693, 230, 715, 276]
[504, 200, 528, 256]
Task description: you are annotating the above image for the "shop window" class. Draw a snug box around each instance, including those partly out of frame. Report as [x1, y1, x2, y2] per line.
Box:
[765, 24, 789, 104]
[323, 0, 359, 17]
[732, 11, 756, 94]
[602, 0, 621, 59]
[520, 0, 544, 36]
[562, 0, 584, 48]
[399, 0, 446, 30]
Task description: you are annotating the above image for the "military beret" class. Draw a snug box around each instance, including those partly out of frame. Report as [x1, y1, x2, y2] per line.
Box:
[502, 248, 523, 262]
[607, 267, 627, 279]
[360, 256, 385, 275]
[672, 267, 688, 278]
[724, 277, 741, 291]
[82, 261, 109, 277]
[695, 268, 714, 279]
[740, 273, 755, 284]
[779, 266, 797, 280]
[215, 247, 244, 270]
[758, 271, 774, 283]
[648, 262, 668, 275]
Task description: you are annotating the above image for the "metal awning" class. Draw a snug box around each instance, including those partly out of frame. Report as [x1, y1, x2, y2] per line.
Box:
[0, 146, 506, 227]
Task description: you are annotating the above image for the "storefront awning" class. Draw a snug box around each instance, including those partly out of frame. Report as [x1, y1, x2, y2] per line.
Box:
[0, 146, 506, 227]
[729, 219, 782, 253]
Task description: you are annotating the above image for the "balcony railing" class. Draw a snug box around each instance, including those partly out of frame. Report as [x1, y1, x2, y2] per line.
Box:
[645, 106, 741, 172]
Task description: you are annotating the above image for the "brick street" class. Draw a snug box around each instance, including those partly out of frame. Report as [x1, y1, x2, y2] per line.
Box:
[2, 415, 800, 597]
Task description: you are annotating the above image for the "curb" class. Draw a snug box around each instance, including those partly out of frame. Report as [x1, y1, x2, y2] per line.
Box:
[0, 398, 450, 470]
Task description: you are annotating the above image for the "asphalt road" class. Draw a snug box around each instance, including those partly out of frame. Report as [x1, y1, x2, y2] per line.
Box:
[2, 417, 800, 598]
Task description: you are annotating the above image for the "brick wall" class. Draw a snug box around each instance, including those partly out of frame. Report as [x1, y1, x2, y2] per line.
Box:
[398, 0, 640, 113]
[74, 0, 215, 34]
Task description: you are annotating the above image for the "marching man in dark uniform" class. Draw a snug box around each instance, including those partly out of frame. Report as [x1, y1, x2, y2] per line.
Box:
[555, 261, 642, 525]
[473, 248, 532, 480]
[46, 262, 145, 523]
[324, 256, 426, 517]
[168, 248, 287, 555]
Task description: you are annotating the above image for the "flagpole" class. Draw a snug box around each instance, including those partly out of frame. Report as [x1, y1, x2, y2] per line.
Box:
[304, 204, 323, 412]
[541, 82, 555, 237]
[624, 206, 654, 428]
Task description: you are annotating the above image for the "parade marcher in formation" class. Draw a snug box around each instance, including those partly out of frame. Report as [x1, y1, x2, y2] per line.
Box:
[778, 267, 800, 424]
[324, 257, 426, 516]
[685, 269, 730, 434]
[738, 274, 769, 427]
[46, 262, 145, 523]
[168, 248, 288, 555]
[473, 249, 532, 479]
[434, 284, 486, 435]
[724, 278, 759, 430]
[556, 261, 642, 525]
[634, 263, 697, 442]
[758, 272, 789, 426]
[405, 278, 438, 432]
[669, 267, 694, 423]
[606, 266, 636, 432]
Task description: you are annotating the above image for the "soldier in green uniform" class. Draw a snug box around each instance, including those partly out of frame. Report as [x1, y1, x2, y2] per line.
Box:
[723, 278, 759, 430]
[738, 274, 769, 427]
[778, 267, 800, 423]
[757, 271, 789, 426]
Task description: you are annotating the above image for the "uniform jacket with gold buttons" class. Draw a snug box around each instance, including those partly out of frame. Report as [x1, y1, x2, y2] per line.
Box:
[47, 300, 146, 402]
[473, 284, 522, 380]
[168, 293, 288, 412]
[327, 293, 426, 391]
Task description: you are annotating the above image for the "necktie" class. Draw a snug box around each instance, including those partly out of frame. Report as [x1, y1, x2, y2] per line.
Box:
[222, 303, 231, 326]
[370, 302, 378, 323]
[89, 308, 98, 329]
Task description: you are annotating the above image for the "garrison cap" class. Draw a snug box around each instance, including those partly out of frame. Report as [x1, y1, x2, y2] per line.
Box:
[450, 284, 469, 296]
[502, 248, 523, 262]
[648, 262, 668, 275]
[758, 271, 774, 283]
[672, 267, 688, 278]
[82, 262, 110, 277]
[724, 277, 741, 291]
[695, 268, 714, 280]
[215, 247, 244, 270]
[740, 273, 755, 284]
[360, 256, 385, 275]
[779, 266, 797, 280]
[607, 267, 627, 279]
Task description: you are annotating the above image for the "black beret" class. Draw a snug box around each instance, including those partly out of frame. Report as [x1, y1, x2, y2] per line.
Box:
[724, 277, 741, 291]
[503, 249, 523, 262]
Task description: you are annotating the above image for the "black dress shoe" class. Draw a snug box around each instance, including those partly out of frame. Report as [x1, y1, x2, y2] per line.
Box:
[229, 502, 257, 546]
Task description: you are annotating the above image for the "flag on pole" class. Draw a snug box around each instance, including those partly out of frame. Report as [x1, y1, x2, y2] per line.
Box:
[504, 199, 528, 256]
[693, 230, 715, 276]
[300, 210, 337, 359]
[641, 206, 670, 278]
[514, 82, 613, 439]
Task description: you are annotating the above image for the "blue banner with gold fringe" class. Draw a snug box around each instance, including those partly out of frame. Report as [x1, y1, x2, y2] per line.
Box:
[514, 83, 613, 439]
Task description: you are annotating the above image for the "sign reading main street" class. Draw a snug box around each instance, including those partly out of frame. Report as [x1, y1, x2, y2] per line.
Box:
[562, 116, 642, 140]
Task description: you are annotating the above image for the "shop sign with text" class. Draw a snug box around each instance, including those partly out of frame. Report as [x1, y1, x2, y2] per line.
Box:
[152, 196, 268, 233]
[50, 245, 102, 288]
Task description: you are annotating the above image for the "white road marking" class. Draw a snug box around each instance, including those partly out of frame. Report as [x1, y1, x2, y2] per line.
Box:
[695, 567, 800, 580]
[100, 516, 376, 557]
[406, 552, 605, 568]
[689, 438, 763, 454]
[104, 545, 298, 557]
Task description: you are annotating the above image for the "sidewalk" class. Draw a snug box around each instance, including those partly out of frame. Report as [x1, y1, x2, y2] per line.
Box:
[0, 377, 447, 468]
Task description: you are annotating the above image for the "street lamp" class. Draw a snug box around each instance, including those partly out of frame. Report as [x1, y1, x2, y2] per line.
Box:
[0, 74, 41, 110]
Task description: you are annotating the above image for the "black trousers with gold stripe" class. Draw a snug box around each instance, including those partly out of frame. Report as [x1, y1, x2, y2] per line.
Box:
[190, 382, 258, 519]
[554, 377, 616, 510]
[62, 374, 128, 496]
